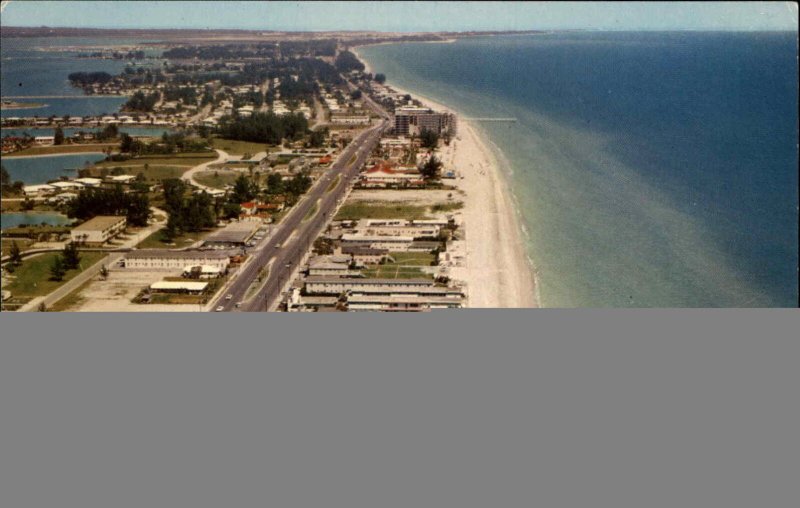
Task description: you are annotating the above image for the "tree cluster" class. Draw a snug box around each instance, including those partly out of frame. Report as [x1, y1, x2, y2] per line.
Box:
[66, 186, 150, 227]
[160, 179, 216, 240]
[216, 112, 308, 145]
[334, 51, 365, 73]
[67, 71, 114, 86]
[124, 91, 161, 112]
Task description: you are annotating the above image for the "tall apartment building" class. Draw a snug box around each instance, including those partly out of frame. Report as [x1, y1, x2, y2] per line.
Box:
[393, 107, 457, 136]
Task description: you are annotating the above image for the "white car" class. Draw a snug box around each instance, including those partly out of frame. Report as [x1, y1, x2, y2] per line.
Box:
[225, 294, 233, 300]
[215, 306, 225, 312]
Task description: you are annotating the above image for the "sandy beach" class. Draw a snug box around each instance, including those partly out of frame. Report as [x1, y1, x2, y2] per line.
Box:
[353, 47, 539, 308]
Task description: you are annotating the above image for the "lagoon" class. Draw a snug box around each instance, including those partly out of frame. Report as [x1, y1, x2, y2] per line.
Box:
[3, 153, 107, 184]
[1, 211, 73, 230]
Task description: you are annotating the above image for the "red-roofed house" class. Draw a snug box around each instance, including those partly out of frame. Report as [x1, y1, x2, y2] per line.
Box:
[240, 201, 258, 215]
[361, 162, 424, 188]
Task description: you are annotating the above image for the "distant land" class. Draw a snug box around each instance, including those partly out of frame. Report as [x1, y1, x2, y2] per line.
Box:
[0, 26, 544, 42]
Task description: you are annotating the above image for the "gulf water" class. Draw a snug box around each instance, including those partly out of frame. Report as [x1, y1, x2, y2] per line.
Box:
[359, 32, 798, 307]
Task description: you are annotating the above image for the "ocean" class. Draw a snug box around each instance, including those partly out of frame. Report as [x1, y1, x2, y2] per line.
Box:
[359, 32, 798, 307]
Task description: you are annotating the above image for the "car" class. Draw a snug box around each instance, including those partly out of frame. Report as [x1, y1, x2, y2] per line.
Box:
[235, 302, 242, 308]
[215, 306, 225, 312]
[275, 243, 282, 249]
[285, 262, 292, 268]
[225, 294, 233, 300]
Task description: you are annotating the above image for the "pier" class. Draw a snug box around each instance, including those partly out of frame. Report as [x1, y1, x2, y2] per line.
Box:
[462, 117, 518, 122]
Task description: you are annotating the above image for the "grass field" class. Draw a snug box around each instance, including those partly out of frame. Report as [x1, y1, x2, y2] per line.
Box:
[361, 252, 436, 279]
[211, 138, 275, 156]
[3, 251, 106, 301]
[48, 277, 94, 312]
[335, 202, 433, 221]
[5, 143, 118, 157]
[136, 228, 212, 249]
[1, 238, 34, 257]
[193, 171, 240, 189]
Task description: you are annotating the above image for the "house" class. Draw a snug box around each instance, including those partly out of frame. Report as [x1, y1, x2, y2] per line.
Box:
[240, 201, 258, 215]
[330, 113, 370, 125]
[49, 181, 85, 191]
[70, 215, 127, 245]
[182, 264, 224, 279]
[106, 174, 137, 184]
[124, 250, 231, 271]
[74, 177, 102, 187]
[347, 293, 463, 312]
[23, 184, 56, 196]
[34, 136, 55, 145]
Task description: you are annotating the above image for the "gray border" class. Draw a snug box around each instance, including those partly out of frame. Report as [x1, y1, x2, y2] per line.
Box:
[1, 310, 799, 508]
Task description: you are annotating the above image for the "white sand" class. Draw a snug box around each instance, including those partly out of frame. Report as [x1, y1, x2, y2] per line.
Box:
[353, 48, 539, 308]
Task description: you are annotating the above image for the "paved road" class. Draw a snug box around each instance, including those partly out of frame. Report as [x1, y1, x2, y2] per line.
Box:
[181, 149, 229, 192]
[210, 117, 390, 312]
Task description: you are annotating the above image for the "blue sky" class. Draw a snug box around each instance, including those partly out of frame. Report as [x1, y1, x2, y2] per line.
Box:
[1, 1, 797, 31]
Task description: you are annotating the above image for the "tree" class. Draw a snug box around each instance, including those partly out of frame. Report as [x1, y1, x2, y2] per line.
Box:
[9, 241, 22, 266]
[38, 302, 47, 312]
[49, 255, 66, 282]
[54, 126, 65, 146]
[374, 73, 386, 84]
[231, 174, 257, 204]
[62, 242, 81, 270]
[21, 198, 35, 211]
[420, 155, 443, 181]
[350, 89, 362, 100]
[266, 173, 284, 195]
[99, 264, 109, 280]
[0, 164, 10, 190]
[419, 129, 439, 149]
[120, 133, 135, 153]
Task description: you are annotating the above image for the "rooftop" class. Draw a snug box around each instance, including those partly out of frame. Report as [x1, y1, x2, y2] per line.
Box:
[127, 249, 230, 259]
[72, 215, 126, 231]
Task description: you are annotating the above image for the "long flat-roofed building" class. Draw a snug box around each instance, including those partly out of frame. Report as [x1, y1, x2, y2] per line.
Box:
[124, 250, 231, 271]
[70, 215, 127, 245]
[203, 221, 260, 248]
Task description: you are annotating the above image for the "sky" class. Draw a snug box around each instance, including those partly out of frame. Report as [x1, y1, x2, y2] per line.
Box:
[0, 1, 797, 32]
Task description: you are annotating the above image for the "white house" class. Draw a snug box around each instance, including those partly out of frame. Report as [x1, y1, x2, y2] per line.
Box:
[23, 184, 56, 196]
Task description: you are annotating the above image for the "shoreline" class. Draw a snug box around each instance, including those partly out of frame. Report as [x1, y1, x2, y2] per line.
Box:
[352, 46, 539, 308]
[2, 151, 106, 159]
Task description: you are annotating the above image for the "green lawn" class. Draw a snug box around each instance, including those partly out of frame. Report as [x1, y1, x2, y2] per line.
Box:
[3, 251, 106, 301]
[335, 202, 434, 221]
[193, 171, 240, 189]
[5, 143, 118, 157]
[1, 238, 34, 257]
[211, 138, 274, 156]
[387, 251, 437, 266]
[136, 228, 212, 249]
[362, 265, 432, 279]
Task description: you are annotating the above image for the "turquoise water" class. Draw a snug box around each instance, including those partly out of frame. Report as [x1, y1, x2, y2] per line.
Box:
[1, 212, 73, 229]
[3, 153, 107, 184]
[359, 32, 798, 307]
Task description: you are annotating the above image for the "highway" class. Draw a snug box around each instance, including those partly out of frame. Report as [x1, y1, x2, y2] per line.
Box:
[210, 118, 389, 312]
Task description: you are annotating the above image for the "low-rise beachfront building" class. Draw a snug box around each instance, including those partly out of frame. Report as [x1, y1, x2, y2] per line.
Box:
[346, 293, 463, 312]
[354, 222, 440, 239]
[340, 246, 390, 265]
[70, 215, 127, 245]
[23, 184, 56, 196]
[124, 250, 231, 271]
[304, 277, 437, 296]
[340, 234, 416, 252]
[360, 163, 424, 188]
